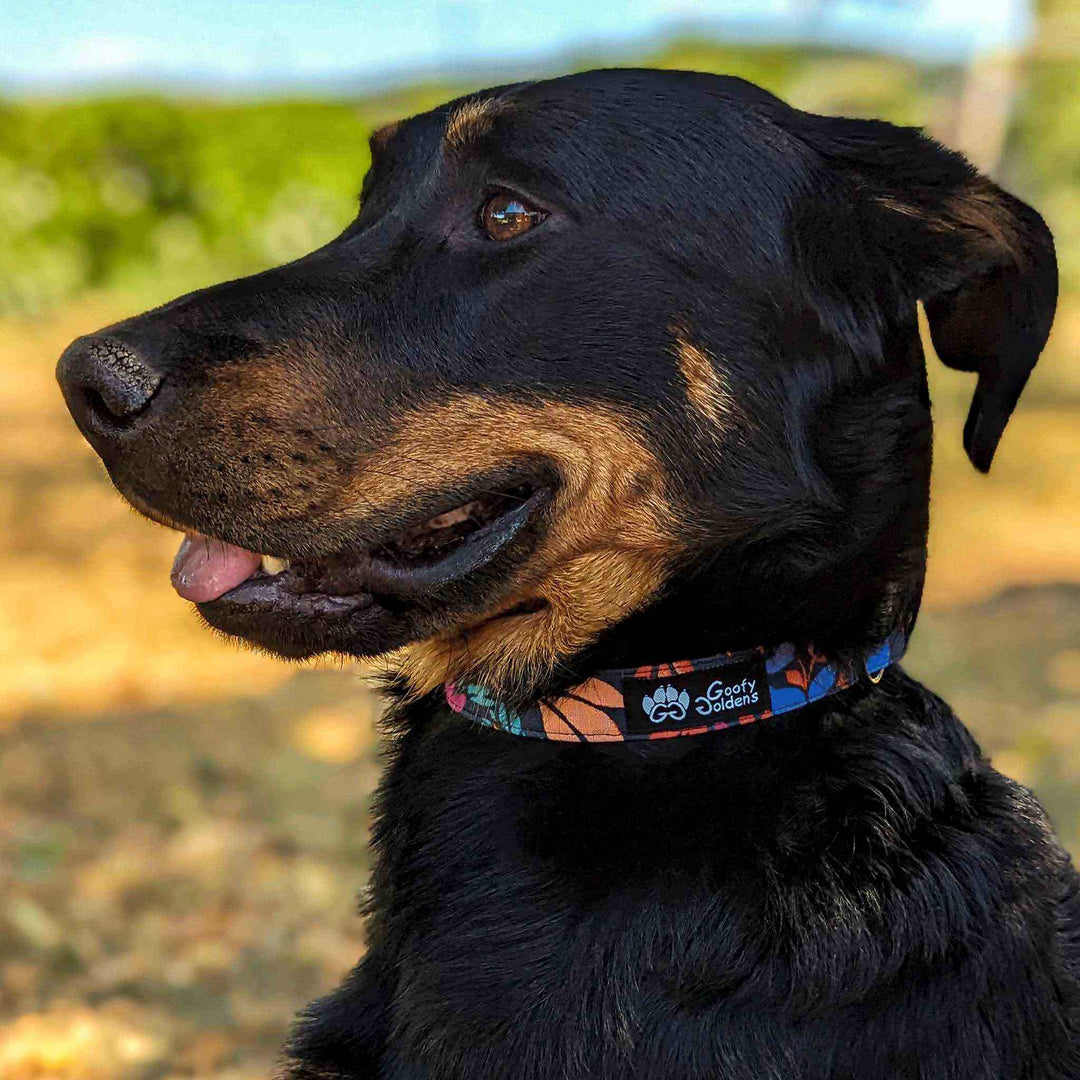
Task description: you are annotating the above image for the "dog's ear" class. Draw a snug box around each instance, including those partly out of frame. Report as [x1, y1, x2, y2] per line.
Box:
[790, 116, 1057, 472]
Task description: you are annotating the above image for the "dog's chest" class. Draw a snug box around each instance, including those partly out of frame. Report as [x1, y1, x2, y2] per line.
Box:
[375, 724, 788, 1074]
[365, 707, 1080, 1080]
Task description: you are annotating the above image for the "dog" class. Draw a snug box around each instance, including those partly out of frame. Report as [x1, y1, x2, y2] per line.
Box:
[57, 69, 1077, 1078]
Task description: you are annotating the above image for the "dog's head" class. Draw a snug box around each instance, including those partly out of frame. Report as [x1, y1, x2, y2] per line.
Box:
[57, 70, 1056, 701]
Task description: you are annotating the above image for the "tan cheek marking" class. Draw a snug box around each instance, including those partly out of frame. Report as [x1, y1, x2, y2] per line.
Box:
[394, 546, 671, 701]
[370, 120, 400, 152]
[356, 396, 676, 698]
[193, 342, 361, 513]
[672, 332, 736, 431]
[445, 97, 498, 149]
[203, 350, 335, 423]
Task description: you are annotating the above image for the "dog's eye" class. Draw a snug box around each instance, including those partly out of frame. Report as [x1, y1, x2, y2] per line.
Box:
[481, 193, 546, 241]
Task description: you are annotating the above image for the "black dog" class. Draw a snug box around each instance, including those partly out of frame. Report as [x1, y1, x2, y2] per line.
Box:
[58, 69, 1078, 1078]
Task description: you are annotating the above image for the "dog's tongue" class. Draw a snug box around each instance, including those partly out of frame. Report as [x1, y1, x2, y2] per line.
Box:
[171, 534, 262, 602]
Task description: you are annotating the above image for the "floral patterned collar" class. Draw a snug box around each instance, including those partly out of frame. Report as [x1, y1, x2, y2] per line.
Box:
[444, 630, 907, 743]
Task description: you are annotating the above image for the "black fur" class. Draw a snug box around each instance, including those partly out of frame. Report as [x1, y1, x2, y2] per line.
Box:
[55, 70, 1076, 1077]
[289, 673, 1080, 1079]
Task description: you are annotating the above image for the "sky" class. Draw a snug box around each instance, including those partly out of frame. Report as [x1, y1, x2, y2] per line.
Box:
[1, 0, 1034, 93]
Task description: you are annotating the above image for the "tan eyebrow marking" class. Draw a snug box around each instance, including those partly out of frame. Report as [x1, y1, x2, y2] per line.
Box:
[445, 97, 500, 149]
[672, 331, 736, 430]
[369, 120, 400, 153]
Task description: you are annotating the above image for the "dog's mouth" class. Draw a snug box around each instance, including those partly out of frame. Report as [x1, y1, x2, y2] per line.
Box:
[166, 478, 550, 656]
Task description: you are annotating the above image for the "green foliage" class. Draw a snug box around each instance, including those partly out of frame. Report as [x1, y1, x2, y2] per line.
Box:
[0, 98, 375, 313]
[1013, 58, 1080, 294]
[0, 42, 1077, 315]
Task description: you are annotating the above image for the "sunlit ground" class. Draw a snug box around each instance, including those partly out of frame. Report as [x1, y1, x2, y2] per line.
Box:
[1, 293, 1078, 1077]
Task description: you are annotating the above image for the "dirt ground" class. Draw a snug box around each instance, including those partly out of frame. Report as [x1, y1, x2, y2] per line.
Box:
[1, 297, 1078, 1078]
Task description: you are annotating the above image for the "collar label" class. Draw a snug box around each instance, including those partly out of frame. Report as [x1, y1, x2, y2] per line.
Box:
[623, 655, 772, 736]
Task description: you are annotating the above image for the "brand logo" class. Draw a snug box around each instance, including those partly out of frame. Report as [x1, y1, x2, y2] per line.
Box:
[694, 677, 758, 716]
[643, 684, 691, 723]
[623, 656, 771, 736]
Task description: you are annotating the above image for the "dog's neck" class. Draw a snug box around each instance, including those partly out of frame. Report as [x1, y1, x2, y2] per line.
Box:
[579, 536, 923, 679]
[445, 627, 906, 743]
[442, 546, 916, 742]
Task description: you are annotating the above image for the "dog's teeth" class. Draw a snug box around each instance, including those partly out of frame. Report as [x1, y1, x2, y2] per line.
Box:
[260, 555, 290, 576]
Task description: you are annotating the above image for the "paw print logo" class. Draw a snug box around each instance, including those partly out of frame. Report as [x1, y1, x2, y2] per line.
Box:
[643, 684, 691, 723]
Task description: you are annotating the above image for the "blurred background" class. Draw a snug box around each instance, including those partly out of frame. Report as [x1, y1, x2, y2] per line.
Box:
[1, 0, 1078, 1075]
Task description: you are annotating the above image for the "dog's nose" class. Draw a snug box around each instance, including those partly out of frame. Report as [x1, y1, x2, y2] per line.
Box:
[56, 335, 163, 431]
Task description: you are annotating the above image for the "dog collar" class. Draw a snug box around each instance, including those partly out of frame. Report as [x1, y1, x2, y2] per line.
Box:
[444, 630, 906, 743]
